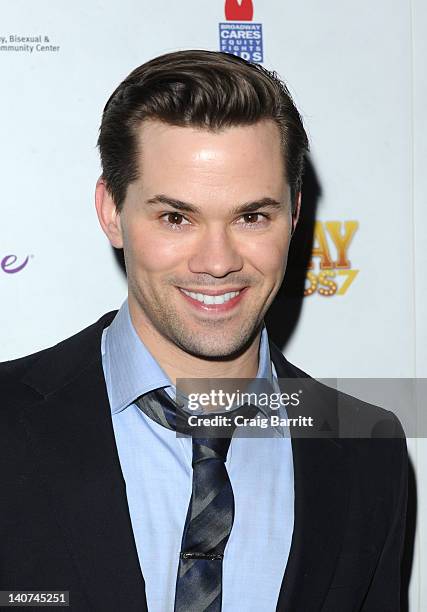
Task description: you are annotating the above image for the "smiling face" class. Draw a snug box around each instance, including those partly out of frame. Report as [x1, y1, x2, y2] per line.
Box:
[96, 118, 299, 361]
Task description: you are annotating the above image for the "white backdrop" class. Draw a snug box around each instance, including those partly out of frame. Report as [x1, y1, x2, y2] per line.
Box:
[1, 1, 425, 608]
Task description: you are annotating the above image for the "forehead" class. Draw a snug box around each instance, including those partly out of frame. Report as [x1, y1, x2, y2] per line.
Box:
[134, 119, 286, 195]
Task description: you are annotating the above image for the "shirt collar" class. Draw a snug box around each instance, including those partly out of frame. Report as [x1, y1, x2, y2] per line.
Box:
[102, 299, 275, 415]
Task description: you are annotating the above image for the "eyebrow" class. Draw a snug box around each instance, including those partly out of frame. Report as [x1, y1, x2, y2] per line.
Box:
[145, 194, 285, 215]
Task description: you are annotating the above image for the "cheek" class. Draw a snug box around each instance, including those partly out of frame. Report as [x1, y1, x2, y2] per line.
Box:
[244, 233, 291, 278]
[125, 228, 185, 273]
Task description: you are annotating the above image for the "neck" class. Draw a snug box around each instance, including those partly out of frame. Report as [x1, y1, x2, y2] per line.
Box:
[128, 303, 261, 386]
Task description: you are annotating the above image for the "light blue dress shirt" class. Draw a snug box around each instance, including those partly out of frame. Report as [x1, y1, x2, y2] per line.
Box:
[101, 300, 294, 611]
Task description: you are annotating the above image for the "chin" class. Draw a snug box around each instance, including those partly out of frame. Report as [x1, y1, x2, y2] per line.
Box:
[173, 330, 255, 361]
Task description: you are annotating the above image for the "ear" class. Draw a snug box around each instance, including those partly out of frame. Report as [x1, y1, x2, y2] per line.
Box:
[291, 191, 302, 236]
[95, 177, 123, 248]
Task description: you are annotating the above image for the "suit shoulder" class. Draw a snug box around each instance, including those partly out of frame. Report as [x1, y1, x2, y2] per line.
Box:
[0, 349, 51, 389]
[0, 310, 117, 408]
[336, 387, 405, 438]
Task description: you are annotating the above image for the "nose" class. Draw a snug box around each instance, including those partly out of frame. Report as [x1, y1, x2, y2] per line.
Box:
[188, 225, 244, 278]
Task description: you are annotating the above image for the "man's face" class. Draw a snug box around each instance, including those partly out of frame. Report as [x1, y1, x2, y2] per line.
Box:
[103, 119, 298, 358]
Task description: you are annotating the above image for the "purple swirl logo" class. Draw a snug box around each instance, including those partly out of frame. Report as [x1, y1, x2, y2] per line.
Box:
[1, 254, 31, 274]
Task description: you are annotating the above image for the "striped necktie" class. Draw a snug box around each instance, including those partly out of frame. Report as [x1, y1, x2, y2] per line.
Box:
[135, 387, 258, 611]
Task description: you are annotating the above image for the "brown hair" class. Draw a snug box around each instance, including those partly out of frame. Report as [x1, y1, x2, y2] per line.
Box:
[97, 50, 309, 212]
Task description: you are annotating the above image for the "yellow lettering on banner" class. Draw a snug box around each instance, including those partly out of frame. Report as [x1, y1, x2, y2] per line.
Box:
[318, 271, 338, 296]
[336, 269, 359, 295]
[310, 221, 334, 269]
[306, 221, 359, 296]
[326, 221, 358, 268]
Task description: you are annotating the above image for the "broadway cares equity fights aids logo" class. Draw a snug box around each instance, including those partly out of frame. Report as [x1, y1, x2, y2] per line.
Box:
[305, 221, 359, 297]
[219, 0, 263, 63]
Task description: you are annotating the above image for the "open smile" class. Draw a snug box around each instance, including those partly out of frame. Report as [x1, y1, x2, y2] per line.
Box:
[177, 287, 248, 312]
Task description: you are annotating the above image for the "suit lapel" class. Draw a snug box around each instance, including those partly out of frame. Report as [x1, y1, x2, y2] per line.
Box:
[269, 342, 354, 611]
[20, 313, 148, 612]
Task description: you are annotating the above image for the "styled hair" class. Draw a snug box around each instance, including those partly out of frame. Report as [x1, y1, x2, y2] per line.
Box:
[97, 50, 309, 212]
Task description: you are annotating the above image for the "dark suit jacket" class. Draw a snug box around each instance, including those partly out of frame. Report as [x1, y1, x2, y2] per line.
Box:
[0, 311, 408, 611]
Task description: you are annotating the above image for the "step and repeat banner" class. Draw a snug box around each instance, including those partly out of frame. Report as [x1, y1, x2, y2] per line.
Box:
[1, 0, 425, 608]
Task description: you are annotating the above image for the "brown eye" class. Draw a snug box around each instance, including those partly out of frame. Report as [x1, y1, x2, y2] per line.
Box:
[167, 212, 184, 225]
[243, 213, 259, 223]
[235, 212, 270, 228]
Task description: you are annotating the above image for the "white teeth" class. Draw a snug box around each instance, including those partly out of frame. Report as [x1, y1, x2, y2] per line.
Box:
[180, 289, 241, 305]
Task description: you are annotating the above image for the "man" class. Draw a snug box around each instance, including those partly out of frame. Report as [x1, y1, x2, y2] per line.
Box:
[0, 50, 407, 611]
